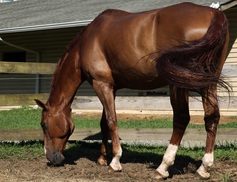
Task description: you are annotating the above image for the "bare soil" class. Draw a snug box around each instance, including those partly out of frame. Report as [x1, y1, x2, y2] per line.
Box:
[0, 113, 236, 182]
[1, 157, 237, 182]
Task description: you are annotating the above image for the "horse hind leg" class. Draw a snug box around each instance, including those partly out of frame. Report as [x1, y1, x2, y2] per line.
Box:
[155, 86, 190, 179]
[197, 86, 219, 179]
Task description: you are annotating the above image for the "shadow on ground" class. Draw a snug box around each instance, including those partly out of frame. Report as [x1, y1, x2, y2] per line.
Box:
[63, 140, 202, 178]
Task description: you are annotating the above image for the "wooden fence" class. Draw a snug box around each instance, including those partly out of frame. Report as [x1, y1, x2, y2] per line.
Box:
[0, 61, 55, 105]
[0, 61, 56, 74]
[0, 128, 236, 147]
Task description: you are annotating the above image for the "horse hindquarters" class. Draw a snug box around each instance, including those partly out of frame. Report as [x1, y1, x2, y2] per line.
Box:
[197, 17, 230, 179]
[155, 11, 229, 179]
[156, 11, 229, 92]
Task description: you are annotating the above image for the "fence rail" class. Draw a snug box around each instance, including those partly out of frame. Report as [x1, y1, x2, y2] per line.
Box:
[0, 128, 236, 147]
[0, 61, 56, 74]
[0, 61, 55, 105]
[0, 93, 48, 106]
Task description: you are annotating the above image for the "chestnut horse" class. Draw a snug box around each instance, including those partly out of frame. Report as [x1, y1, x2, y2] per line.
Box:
[35, 2, 229, 179]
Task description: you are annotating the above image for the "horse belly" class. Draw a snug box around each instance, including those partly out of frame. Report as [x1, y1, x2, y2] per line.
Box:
[118, 78, 167, 90]
[113, 67, 168, 90]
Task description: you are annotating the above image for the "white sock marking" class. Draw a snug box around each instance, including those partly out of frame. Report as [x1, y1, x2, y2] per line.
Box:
[202, 152, 214, 167]
[110, 146, 122, 171]
[156, 144, 178, 177]
[196, 152, 214, 178]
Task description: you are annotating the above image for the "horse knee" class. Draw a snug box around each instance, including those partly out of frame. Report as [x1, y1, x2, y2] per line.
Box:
[204, 112, 220, 123]
[106, 117, 117, 132]
[204, 113, 220, 132]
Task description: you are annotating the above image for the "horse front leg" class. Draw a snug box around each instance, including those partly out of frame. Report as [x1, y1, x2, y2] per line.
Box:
[156, 86, 190, 179]
[93, 80, 122, 172]
[97, 109, 109, 166]
[197, 86, 219, 179]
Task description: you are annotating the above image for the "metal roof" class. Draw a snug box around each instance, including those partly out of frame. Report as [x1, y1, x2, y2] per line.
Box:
[0, 0, 234, 34]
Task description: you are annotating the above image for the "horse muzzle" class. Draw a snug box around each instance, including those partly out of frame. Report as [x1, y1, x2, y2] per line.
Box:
[47, 151, 65, 166]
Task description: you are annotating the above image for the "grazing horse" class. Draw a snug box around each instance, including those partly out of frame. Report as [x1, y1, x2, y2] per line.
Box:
[35, 2, 229, 179]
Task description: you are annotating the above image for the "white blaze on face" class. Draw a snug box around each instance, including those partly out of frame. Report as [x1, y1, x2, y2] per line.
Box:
[44, 146, 47, 155]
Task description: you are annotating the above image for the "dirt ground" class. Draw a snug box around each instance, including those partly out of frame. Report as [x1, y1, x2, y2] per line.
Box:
[0, 113, 236, 182]
[1, 157, 237, 182]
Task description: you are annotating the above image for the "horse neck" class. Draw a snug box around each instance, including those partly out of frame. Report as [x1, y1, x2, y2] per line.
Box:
[47, 46, 81, 110]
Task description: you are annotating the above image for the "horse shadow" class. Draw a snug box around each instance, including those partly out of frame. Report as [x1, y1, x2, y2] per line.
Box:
[62, 132, 202, 177]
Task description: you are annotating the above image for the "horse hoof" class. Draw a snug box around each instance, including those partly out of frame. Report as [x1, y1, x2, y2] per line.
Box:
[97, 156, 108, 166]
[196, 166, 210, 179]
[154, 170, 168, 180]
[196, 171, 210, 179]
[108, 165, 122, 173]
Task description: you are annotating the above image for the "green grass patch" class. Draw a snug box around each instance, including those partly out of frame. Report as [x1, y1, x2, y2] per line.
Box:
[124, 143, 237, 162]
[0, 141, 44, 160]
[0, 107, 237, 129]
[0, 106, 41, 129]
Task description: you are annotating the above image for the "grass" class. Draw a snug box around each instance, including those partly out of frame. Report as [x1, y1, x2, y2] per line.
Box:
[0, 106, 41, 129]
[0, 141, 43, 160]
[0, 107, 237, 130]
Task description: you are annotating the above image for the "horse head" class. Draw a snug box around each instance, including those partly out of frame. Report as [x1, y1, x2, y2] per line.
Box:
[35, 99, 75, 165]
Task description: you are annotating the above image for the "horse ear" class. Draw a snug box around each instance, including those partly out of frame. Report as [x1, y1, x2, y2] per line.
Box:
[34, 99, 47, 110]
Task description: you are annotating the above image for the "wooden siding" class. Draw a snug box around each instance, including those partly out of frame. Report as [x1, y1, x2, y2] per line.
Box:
[221, 6, 237, 96]
[225, 6, 237, 65]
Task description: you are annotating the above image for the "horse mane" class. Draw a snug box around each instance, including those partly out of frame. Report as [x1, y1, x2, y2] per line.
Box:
[48, 29, 84, 101]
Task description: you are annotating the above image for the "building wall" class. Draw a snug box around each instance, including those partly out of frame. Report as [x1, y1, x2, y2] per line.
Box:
[225, 6, 237, 64]
[0, 27, 82, 94]
[221, 6, 237, 96]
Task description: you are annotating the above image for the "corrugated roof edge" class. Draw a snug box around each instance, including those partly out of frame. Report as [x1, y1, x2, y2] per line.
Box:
[0, 20, 92, 34]
[0, 0, 235, 34]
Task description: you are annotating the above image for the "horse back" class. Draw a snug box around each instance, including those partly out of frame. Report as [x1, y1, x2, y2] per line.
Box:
[79, 2, 228, 89]
[87, 2, 222, 47]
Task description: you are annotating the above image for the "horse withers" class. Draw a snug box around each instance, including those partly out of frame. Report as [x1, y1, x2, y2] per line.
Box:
[35, 2, 229, 179]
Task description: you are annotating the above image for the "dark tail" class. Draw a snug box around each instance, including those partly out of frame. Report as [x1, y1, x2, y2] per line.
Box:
[156, 12, 230, 94]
